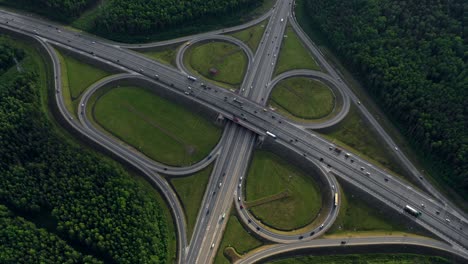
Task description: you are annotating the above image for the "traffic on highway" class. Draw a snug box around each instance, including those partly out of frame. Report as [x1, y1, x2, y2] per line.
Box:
[1, 0, 467, 263]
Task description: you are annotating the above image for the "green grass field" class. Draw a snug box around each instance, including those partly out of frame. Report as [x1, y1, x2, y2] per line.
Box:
[245, 151, 322, 231]
[268, 253, 450, 264]
[93, 86, 222, 166]
[319, 106, 407, 178]
[141, 46, 178, 68]
[274, 26, 320, 76]
[59, 52, 110, 100]
[170, 165, 213, 241]
[185, 41, 247, 88]
[270, 77, 335, 120]
[214, 214, 263, 264]
[326, 185, 406, 235]
[230, 21, 267, 52]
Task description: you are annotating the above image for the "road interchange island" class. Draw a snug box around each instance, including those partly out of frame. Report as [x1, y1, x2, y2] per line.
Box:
[1, 0, 467, 263]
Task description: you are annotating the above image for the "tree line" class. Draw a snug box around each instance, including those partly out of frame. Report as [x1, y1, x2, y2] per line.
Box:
[0, 42, 24, 74]
[8, 0, 96, 21]
[93, 0, 260, 35]
[0, 39, 169, 263]
[0, 205, 102, 264]
[304, 0, 467, 197]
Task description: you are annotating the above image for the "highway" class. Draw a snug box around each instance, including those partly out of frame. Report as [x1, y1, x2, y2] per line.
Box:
[1, 0, 467, 262]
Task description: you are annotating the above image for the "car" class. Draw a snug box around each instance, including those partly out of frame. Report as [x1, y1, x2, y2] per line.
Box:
[256, 227, 260, 231]
[310, 231, 315, 236]
[298, 236, 303, 240]
[219, 182, 222, 188]
[206, 209, 210, 215]
[240, 176, 243, 180]
[341, 241, 346, 245]
[280, 18, 284, 22]
[360, 167, 365, 171]
[238, 183, 242, 188]
[184, 92, 190, 95]
[238, 197, 241, 201]
[357, 100, 361, 105]
[240, 205, 244, 209]
[319, 224, 324, 229]
[221, 213, 225, 219]
[366, 172, 371, 176]
[211, 243, 215, 249]
[395, 146, 399, 151]
[446, 218, 451, 222]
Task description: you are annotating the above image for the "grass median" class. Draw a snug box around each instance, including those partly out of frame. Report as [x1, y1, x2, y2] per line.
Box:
[230, 20, 267, 52]
[92, 86, 222, 166]
[185, 41, 247, 89]
[140, 45, 179, 68]
[55, 50, 111, 116]
[274, 26, 320, 76]
[245, 151, 322, 231]
[214, 214, 263, 264]
[170, 164, 213, 241]
[270, 77, 334, 120]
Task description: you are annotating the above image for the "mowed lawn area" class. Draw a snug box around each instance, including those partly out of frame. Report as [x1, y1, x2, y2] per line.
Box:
[270, 77, 335, 120]
[141, 47, 178, 68]
[93, 86, 222, 166]
[245, 151, 322, 231]
[215, 214, 263, 264]
[231, 21, 267, 52]
[186, 42, 247, 87]
[274, 26, 320, 76]
[268, 253, 451, 264]
[170, 164, 213, 241]
[60, 52, 110, 100]
[327, 185, 406, 236]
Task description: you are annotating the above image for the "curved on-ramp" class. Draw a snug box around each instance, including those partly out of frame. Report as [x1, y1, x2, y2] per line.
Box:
[236, 236, 468, 264]
[234, 155, 341, 244]
[77, 73, 227, 177]
[267, 69, 351, 129]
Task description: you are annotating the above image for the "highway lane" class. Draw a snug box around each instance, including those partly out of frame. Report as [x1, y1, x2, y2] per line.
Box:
[267, 69, 350, 129]
[236, 236, 468, 264]
[193, 128, 256, 264]
[288, 1, 466, 221]
[34, 36, 188, 263]
[3, 1, 468, 258]
[186, 1, 301, 262]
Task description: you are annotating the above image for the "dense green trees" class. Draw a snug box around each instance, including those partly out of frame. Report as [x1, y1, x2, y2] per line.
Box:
[12, 0, 97, 21]
[304, 0, 467, 197]
[0, 39, 169, 263]
[94, 0, 260, 34]
[0, 205, 101, 263]
[0, 41, 23, 73]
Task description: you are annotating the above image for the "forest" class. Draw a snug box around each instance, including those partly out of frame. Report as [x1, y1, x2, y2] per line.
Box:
[10, 0, 96, 21]
[93, 0, 260, 35]
[0, 37, 169, 263]
[304, 0, 467, 198]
